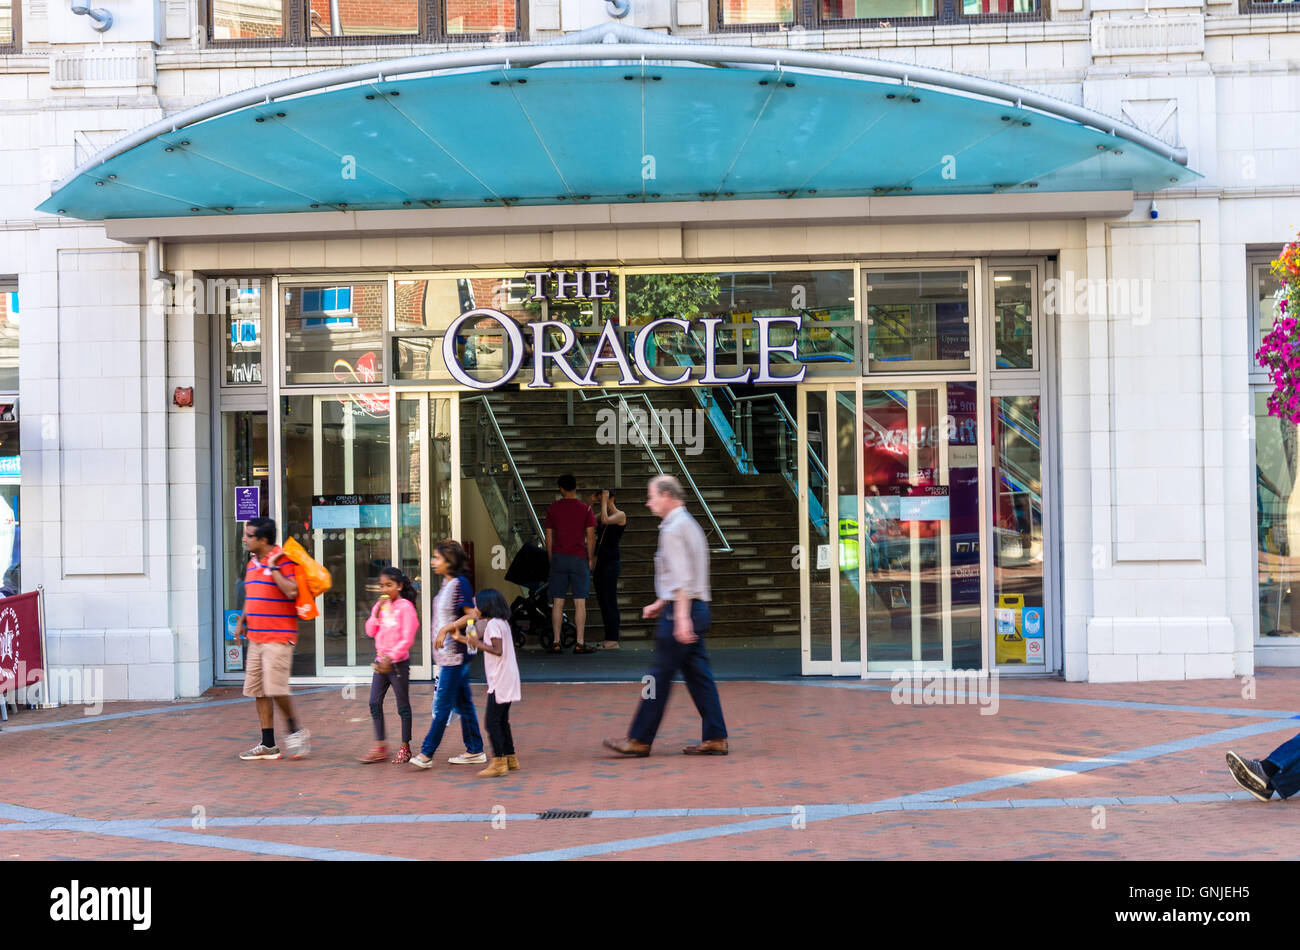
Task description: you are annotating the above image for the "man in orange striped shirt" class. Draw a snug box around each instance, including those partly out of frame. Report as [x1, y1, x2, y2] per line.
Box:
[235, 517, 310, 760]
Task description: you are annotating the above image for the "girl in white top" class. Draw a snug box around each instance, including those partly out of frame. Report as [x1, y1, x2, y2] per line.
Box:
[448, 588, 521, 778]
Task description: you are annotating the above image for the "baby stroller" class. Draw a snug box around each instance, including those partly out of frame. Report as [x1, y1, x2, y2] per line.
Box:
[504, 541, 577, 651]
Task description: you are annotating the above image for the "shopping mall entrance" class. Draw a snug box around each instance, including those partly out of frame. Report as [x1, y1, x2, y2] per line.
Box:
[212, 259, 1056, 683]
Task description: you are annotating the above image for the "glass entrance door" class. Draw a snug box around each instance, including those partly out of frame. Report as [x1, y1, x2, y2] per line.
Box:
[861, 383, 983, 672]
[799, 384, 863, 676]
[280, 391, 459, 679]
[393, 391, 459, 681]
[800, 382, 985, 675]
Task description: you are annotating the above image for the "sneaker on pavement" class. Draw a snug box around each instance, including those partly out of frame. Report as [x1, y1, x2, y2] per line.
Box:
[239, 743, 281, 761]
[1226, 751, 1274, 802]
[410, 752, 434, 769]
[448, 751, 487, 764]
[285, 728, 311, 759]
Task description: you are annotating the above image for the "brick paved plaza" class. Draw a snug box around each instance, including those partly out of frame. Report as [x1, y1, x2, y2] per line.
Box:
[3, 671, 1300, 861]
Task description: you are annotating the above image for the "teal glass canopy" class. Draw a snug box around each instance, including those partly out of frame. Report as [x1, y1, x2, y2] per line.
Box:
[39, 58, 1199, 220]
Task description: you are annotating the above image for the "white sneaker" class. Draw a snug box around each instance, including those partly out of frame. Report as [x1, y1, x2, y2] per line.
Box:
[410, 753, 434, 769]
[448, 751, 487, 765]
[285, 728, 311, 759]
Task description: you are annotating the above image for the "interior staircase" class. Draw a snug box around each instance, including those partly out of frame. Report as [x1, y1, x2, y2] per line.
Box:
[466, 386, 803, 642]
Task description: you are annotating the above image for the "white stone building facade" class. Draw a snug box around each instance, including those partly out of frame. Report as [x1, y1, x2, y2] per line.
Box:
[1, 0, 1298, 699]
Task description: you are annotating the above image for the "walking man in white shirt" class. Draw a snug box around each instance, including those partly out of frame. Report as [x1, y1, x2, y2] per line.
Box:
[603, 475, 729, 757]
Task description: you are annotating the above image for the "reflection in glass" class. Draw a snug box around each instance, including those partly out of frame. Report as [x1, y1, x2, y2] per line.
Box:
[1256, 392, 1300, 639]
[823, 0, 934, 17]
[446, 0, 517, 32]
[0, 285, 16, 391]
[0, 396, 19, 596]
[835, 392, 862, 662]
[308, 0, 418, 36]
[397, 398, 424, 669]
[211, 0, 284, 39]
[862, 384, 980, 668]
[866, 270, 972, 372]
[284, 282, 386, 385]
[221, 412, 269, 673]
[991, 396, 1044, 665]
[806, 391, 832, 662]
[626, 270, 853, 375]
[1256, 263, 1283, 357]
[992, 270, 1034, 369]
[222, 281, 265, 385]
[720, 0, 795, 23]
[395, 277, 535, 385]
[282, 395, 391, 674]
[961, 0, 1036, 12]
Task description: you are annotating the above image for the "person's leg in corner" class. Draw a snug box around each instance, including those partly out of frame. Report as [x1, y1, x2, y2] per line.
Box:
[678, 601, 728, 746]
[1264, 732, 1300, 798]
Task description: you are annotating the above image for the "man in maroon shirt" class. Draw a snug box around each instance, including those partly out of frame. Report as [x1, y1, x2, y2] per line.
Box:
[544, 473, 597, 654]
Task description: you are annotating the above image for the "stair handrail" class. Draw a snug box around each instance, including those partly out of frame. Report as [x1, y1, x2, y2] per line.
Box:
[575, 387, 733, 554]
[461, 393, 545, 545]
[564, 335, 731, 552]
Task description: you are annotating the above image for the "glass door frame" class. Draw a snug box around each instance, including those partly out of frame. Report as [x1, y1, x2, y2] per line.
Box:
[389, 387, 462, 683]
[798, 381, 864, 677]
[262, 387, 459, 682]
[799, 378, 992, 677]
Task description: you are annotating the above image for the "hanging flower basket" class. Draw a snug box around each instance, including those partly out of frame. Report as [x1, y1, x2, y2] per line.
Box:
[1257, 236, 1300, 423]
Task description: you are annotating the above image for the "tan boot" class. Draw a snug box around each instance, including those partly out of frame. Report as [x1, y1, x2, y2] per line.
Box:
[477, 756, 509, 778]
[506, 754, 520, 771]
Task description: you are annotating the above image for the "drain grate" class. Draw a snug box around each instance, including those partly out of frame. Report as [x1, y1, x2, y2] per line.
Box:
[537, 809, 592, 820]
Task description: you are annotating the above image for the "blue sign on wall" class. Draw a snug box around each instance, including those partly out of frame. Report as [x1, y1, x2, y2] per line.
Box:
[0, 457, 18, 477]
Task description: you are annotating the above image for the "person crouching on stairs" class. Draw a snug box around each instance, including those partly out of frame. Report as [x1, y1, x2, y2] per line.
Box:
[446, 588, 521, 778]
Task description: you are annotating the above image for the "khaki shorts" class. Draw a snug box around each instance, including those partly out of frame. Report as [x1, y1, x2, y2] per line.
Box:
[243, 640, 294, 697]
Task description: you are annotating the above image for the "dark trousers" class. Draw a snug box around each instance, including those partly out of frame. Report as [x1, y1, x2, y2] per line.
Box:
[629, 600, 727, 745]
[368, 659, 411, 743]
[1265, 732, 1300, 799]
[420, 663, 484, 757]
[485, 692, 516, 758]
[593, 559, 622, 641]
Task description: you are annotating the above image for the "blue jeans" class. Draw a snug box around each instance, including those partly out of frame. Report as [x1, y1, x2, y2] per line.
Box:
[1265, 732, 1300, 799]
[629, 600, 728, 745]
[420, 663, 483, 757]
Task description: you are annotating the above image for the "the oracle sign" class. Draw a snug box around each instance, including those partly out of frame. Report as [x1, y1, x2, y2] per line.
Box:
[442, 271, 807, 390]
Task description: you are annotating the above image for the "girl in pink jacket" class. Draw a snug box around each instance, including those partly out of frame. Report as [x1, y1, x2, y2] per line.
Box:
[360, 567, 419, 764]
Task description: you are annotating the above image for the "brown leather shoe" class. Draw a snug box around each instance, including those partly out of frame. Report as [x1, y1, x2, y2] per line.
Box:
[682, 738, 729, 755]
[603, 737, 651, 757]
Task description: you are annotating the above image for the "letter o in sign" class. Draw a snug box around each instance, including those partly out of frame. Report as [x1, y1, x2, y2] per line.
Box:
[443, 308, 525, 390]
